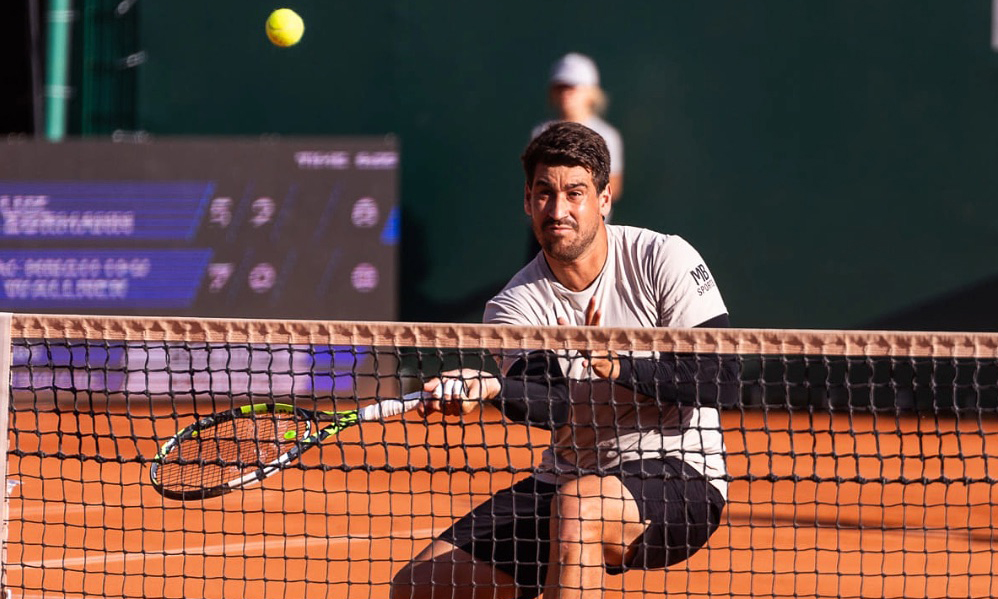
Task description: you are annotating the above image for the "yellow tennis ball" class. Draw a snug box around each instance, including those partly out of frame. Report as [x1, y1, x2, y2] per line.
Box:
[266, 8, 304, 47]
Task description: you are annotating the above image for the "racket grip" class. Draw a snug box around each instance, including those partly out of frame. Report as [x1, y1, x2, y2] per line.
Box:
[359, 391, 427, 421]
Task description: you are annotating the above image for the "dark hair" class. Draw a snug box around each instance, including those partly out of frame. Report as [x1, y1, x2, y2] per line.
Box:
[521, 121, 610, 193]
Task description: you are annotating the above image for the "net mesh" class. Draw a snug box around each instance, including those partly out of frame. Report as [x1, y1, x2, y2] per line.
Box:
[2, 314, 997, 599]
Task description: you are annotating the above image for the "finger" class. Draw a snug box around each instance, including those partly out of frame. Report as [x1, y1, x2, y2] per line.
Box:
[419, 379, 439, 414]
[418, 398, 439, 417]
[441, 378, 466, 399]
[585, 297, 602, 327]
[423, 378, 442, 398]
[457, 380, 484, 414]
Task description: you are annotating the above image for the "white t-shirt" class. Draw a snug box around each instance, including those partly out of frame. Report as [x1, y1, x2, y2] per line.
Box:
[484, 225, 729, 497]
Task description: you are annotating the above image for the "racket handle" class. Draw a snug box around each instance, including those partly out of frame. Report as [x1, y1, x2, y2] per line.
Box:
[358, 391, 427, 421]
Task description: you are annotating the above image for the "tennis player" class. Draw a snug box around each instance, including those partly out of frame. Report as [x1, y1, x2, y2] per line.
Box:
[391, 121, 738, 599]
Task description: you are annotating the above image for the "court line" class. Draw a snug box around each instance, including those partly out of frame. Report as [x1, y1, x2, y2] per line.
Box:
[8, 502, 117, 519]
[9, 527, 442, 571]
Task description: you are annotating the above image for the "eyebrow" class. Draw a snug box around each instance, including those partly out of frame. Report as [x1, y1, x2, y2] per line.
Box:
[533, 179, 589, 190]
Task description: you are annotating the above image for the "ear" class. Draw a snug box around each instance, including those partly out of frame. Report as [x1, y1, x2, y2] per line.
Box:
[523, 183, 533, 216]
[598, 184, 612, 218]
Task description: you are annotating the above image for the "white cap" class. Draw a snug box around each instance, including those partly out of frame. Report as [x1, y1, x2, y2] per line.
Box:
[549, 53, 600, 87]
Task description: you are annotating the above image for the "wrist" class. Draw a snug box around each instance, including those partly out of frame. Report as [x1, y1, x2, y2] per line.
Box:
[484, 376, 502, 399]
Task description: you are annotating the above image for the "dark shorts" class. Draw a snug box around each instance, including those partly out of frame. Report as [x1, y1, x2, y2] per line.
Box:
[439, 457, 725, 599]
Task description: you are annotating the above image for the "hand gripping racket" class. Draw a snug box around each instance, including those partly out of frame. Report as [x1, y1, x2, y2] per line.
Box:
[149, 392, 424, 500]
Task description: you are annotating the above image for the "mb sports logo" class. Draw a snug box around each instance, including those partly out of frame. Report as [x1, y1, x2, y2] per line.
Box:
[690, 264, 715, 296]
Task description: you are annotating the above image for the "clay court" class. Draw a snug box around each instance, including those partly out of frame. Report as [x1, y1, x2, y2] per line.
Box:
[6, 402, 997, 599]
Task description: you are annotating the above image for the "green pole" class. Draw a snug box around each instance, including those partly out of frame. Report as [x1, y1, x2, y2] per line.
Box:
[44, 0, 74, 141]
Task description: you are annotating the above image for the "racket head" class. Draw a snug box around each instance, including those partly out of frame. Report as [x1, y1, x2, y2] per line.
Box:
[149, 403, 316, 500]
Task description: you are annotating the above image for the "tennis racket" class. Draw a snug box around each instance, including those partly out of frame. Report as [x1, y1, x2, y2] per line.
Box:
[149, 392, 425, 500]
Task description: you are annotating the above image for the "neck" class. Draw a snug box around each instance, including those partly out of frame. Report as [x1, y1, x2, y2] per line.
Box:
[545, 225, 609, 292]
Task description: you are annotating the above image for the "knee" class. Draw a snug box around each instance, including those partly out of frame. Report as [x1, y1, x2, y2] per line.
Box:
[550, 488, 605, 544]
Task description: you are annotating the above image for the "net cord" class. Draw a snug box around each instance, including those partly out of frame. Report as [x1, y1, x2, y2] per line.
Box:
[0, 313, 12, 594]
[8, 313, 998, 358]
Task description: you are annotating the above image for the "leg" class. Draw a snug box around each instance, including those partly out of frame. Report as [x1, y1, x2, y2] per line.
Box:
[542, 474, 647, 599]
[391, 538, 518, 599]
[608, 458, 726, 572]
[541, 458, 727, 599]
[394, 476, 559, 599]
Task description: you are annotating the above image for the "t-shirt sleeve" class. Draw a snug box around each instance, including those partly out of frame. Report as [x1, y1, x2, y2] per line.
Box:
[483, 295, 531, 326]
[483, 295, 535, 375]
[654, 235, 727, 328]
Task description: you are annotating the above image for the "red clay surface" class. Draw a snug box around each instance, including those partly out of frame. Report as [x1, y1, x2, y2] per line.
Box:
[5, 403, 997, 599]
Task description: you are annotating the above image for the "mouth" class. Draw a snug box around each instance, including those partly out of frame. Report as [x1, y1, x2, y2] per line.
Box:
[542, 220, 577, 234]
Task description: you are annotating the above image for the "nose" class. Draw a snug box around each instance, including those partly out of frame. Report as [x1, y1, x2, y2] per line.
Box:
[545, 192, 571, 220]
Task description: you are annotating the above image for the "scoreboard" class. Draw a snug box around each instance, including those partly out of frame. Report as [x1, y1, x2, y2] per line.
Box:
[0, 137, 398, 320]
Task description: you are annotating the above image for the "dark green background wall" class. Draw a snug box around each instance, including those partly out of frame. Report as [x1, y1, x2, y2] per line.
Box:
[132, 1, 998, 330]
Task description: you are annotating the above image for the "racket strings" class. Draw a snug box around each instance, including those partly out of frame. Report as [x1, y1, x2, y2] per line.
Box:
[157, 412, 313, 492]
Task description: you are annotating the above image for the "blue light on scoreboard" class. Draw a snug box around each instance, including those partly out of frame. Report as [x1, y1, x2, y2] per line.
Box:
[0, 248, 212, 310]
[10, 342, 128, 393]
[9, 341, 373, 395]
[307, 346, 377, 394]
[0, 181, 214, 241]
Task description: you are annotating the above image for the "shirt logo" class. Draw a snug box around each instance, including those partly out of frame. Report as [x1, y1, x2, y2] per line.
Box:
[690, 264, 715, 296]
[690, 264, 710, 284]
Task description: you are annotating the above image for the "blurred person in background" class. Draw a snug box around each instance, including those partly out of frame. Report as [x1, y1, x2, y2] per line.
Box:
[532, 53, 624, 210]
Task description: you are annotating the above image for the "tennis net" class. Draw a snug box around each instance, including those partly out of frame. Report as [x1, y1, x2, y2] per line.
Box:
[0, 313, 996, 599]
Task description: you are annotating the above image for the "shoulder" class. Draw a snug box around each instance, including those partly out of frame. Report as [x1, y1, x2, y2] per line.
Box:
[634, 230, 711, 281]
[607, 225, 677, 285]
[640, 232, 727, 326]
[608, 224, 673, 255]
[483, 257, 551, 325]
[608, 225, 727, 326]
[613, 226, 699, 255]
[658, 232, 704, 261]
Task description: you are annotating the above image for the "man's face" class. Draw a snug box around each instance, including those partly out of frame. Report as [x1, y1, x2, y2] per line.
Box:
[550, 84, 594, 120]
[524, 164, 610, 262]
